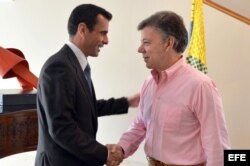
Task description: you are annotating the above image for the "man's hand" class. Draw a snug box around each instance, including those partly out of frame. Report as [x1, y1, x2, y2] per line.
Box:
[106, 144, 124, 166]
[127, 93, 140, 108]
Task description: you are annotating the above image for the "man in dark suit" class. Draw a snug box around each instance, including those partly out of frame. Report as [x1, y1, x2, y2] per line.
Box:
[35, 4, 139, 166]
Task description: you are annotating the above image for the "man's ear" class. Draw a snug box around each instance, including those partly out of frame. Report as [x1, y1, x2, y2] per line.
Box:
[77, 23, 88, 37]
[164, 36, 175, 50]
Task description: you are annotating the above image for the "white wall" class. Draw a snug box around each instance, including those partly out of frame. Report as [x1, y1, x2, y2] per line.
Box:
[0, 0, 249, 165]
[204, 5, 250, 148]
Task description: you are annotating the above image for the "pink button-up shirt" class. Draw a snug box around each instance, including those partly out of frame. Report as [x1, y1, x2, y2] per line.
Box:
[118, 57, 230, 166]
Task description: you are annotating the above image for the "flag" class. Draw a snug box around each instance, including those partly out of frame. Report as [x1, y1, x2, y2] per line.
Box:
[186, 0, 207, 74]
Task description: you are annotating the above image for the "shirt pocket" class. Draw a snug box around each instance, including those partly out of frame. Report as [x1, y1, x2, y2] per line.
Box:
[156, 103, 182, 132]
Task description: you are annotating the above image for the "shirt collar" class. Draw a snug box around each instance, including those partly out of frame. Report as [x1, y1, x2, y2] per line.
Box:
[151, 56, 185, 83]
[66, 41, 88, 71]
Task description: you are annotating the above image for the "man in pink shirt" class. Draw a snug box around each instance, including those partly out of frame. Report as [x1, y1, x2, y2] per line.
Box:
[111, 11, 230, 166]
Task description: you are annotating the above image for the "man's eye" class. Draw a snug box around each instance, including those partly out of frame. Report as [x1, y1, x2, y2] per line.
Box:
[101, 32, 108, 35]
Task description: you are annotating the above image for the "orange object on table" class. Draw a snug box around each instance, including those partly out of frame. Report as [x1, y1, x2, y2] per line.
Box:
[0, 47, 38, 90]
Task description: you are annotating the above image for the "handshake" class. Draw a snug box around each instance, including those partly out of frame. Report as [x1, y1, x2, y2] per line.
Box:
[106, 144, 124, 166]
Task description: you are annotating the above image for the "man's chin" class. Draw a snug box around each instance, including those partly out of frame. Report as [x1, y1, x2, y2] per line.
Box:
[145, 62, 151, 69]
[89, 53, 99, 57]
[145, 64, 152, 69]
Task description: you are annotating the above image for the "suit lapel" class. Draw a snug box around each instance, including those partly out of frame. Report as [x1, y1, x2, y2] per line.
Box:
[61, 45, 97, 118]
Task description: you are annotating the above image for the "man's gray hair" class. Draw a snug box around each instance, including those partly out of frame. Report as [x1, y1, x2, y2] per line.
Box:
[138, 11, 188, 53]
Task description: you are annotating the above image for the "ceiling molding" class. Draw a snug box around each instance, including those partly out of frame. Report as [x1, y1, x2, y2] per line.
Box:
[203, 0, 250, 25]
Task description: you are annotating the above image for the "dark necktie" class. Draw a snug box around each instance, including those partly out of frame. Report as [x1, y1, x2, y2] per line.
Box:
[84, 63, 92, 94]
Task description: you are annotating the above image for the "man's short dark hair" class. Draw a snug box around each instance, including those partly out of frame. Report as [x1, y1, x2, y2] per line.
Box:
[138, 11, 188, 53]
[68, 4, 112, 36]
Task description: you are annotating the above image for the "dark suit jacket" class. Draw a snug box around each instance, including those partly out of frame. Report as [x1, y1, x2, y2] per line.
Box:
[35, 45, 129, 166]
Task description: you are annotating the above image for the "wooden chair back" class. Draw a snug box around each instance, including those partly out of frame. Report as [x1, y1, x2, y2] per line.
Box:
[0, 109, 38, 159]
